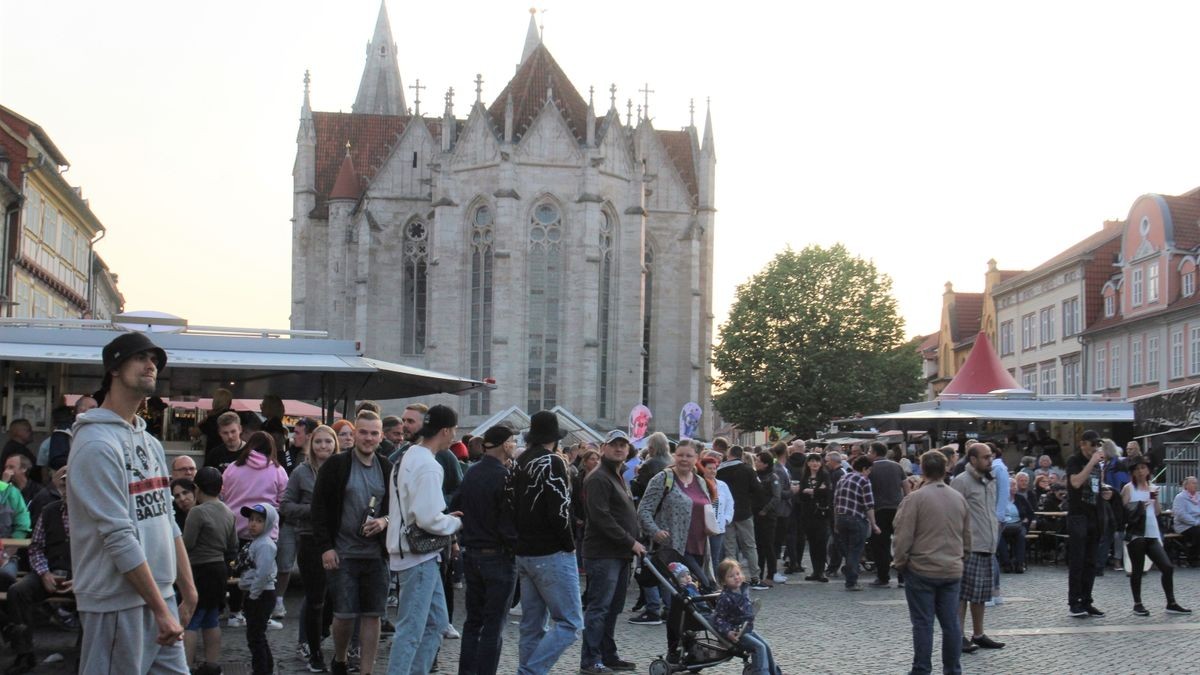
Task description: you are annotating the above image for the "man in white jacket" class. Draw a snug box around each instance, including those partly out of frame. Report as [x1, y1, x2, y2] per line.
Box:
[386, 404, 463, 675]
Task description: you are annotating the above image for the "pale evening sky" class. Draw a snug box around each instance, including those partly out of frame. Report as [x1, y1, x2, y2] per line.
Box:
[3, 0, 1200, 343]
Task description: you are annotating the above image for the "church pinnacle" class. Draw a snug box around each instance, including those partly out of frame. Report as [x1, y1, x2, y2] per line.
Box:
[520, 8, 541, 67]
[352, 0, 407, 116]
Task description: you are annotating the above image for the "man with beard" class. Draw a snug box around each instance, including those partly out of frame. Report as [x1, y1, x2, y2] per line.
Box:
[388, 403, 427, 463]
[951, 443, 1004, 653]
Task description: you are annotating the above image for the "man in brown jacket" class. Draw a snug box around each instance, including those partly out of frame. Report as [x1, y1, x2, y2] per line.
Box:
[893, 451, 970, 675]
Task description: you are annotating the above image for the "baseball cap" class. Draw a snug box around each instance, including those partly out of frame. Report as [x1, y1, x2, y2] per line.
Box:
[605, 429, 631, 445]
[240, 504, 268, 519]
[416, 404, 458, 438]
[482, 425, 514, 449]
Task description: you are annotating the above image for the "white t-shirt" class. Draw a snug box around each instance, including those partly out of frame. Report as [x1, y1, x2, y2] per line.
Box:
[1129, 487, 1161, 540]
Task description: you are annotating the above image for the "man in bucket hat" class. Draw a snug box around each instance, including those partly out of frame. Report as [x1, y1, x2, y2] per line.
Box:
[69, 331, 197, 673]
[511, 411, 582, 674]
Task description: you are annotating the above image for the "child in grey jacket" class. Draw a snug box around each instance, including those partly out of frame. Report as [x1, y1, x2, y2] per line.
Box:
[238, 503, 278, 675]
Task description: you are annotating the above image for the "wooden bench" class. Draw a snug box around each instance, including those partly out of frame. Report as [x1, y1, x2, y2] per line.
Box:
[1164, 532, 1187, 565]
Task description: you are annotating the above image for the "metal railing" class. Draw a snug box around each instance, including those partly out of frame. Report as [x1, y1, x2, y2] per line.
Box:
[0, 315, 329, 339]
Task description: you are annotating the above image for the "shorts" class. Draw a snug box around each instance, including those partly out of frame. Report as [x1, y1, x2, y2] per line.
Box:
[186, 607, 221, 631]
[277, 523, 298, 573]
[960, 552, 994, 604]
[330, 556, 389, 618]
[192, 561, 229, 612]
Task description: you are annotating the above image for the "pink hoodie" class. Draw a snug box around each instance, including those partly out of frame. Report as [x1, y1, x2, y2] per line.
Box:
[222, 451, 288, 540]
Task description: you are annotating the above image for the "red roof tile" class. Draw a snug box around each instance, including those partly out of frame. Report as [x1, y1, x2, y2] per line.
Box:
[950, 293, 983, 344]
[488, 43, 590, 144]
[918, 331, 940, 355]
[1161, 194, 1200, 250]
[329, 152, 360, 201]
[312, 112, 409, 214]
[655, 129, 699, 201]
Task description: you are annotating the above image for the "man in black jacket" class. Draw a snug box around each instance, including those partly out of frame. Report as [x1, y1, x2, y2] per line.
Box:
[580, 430, 646, 674]
[512, 411, 582, 674]
[310, 411, 393, 675]
[717, 444, 762, 584]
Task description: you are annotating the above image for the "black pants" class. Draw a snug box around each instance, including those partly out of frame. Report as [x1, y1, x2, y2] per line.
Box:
[5, 573, 48, 654]
[460, 551, 517, 675]
[1180, 525, 1200, 562]
[803, 517, 829, 577]
[1067, 514, 1099, 609]
[787, 511, 807, 571]
[870, 508, 897, 583]
[244, 589, 276, 675]
[826, 517, 844, 574]
[442, 553, 456, 623]
[773, 516, 790, 568]
[754, 515, 777, 579]
[1127, 537, 1176, 605]
[297, 535, 327, 658]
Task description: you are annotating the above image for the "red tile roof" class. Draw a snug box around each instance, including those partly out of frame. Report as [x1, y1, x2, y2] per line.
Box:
[488, 43, 590, 144]
[329, 151, 360, 201]
[655, 129, 699, 202]
[917, 331, 940, 355]
[950, 293, 983, 344]
[1001, 220, 1124, 289]
[1162, 194, 1200, 250]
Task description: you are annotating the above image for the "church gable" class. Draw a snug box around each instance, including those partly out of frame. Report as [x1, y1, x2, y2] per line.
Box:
[370, 118, 437, 199]
[637, 127, 690, 212]
[452, 106, 500, 168]
[596, 113, 634, 177]
[514, 99, 583, 166]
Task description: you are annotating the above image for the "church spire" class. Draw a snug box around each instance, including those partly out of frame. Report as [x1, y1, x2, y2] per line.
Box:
[520, 8, 541, 68]
[702, 98, 715, 159]
[352, 1, 407, 116]
[298, 70, 315, 143]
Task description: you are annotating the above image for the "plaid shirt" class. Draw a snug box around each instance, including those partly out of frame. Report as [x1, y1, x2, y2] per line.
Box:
[833, 471, 875, 520]
[29, 502, 69, 576]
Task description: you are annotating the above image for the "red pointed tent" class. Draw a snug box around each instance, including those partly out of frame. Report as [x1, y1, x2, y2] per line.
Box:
[940, 332, 1022, 396]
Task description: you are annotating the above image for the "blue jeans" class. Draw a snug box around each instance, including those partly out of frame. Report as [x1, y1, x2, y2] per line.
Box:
[836, 515, 868, 587]
[387, 557, 448, 675]
[902, 571, 962, 675]
[516, 551, 583, 675]
[580, 557, 629, 668]
[460, 551, 517, 675]
[737, 630, 780, 675]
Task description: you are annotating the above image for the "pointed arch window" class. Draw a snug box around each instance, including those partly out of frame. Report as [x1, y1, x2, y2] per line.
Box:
[401, 220, 428, 354]
[528, 201, 563, 411]
[642, 246, 654, 407]
[598, 210, 615, 419]
[469, 205, 494, 415]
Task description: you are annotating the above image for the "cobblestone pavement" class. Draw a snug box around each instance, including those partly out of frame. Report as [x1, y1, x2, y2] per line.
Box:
[16, 564, 1200, 673]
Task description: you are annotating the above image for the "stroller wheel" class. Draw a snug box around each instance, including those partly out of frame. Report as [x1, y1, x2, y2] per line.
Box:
[648, 658, 671, 675]
[742, 662, 755, 675]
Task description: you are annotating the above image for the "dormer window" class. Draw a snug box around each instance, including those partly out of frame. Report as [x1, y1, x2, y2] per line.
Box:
[1105, 294, 1115, 318]
[1131, 267, 1144, 306]
[1185, 270, 1196, 298]
[1148, 263, 1160, 303]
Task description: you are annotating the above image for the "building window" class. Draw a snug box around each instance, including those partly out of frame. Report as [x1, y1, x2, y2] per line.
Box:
[528, 201, 563, 411]
[1021, 313, 1037, 351]
[1171, 329, 1184, 379]
[1062, 297, 1080, 337]
[1131, 336, 1142, 385]
[1095, 347, 1106, 391]
[1104, 293, 1115, 318]
[1191, 327, 1200, 377]
[1039, 306, 1055, 345]
[1184, 270, 1196, 298]
[1021, 366, 1037, 392]
[401, 220, 428, 355]
[1062, 356, 1080, 395]
[597, 210, 615, 419]
[642, 247, 654, 406]
[1111, 344, 1121, 388]
[1131, 267, 1144, 306]
[1148, 263, 1160, 303]
[469, 205, 494, 416]
[999, 320, 1014, 356]
[1148, 335, 1160, 382]
[1040, 363, 1058, 395]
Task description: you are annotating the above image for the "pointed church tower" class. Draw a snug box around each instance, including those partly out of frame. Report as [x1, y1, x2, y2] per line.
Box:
[353, 1, 407, 115]
[519, 8, 540, 69]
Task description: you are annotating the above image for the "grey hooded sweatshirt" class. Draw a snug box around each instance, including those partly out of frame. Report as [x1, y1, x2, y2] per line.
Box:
[236, 503, 278, 599]
[67, 408, 180, 612]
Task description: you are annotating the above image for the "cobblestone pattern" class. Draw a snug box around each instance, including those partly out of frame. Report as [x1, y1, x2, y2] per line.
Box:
[16, 564, 1200, 673]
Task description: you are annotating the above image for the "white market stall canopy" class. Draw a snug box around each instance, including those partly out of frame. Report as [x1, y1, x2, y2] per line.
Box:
[867, 395, 1134, 424]
[469, 405, 605, 446]
[0, 323, 490, 402]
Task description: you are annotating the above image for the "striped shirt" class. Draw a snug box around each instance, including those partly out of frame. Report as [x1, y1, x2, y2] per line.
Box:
[833, 471, 875, 520]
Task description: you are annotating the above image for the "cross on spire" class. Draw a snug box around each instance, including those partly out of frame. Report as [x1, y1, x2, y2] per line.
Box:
[409, 78, 425, 116]
[445, 86, 455, 113]
[639, 83, 654, 119]
[626, 98, 633, 126]
[474, 74, 484, 104]
[588, 85, 594, 107]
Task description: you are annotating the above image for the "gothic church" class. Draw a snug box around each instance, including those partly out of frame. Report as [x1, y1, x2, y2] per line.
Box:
[291, 4, 716, 436]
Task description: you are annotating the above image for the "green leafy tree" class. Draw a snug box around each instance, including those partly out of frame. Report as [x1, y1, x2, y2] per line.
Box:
[713, 244, 922, 437]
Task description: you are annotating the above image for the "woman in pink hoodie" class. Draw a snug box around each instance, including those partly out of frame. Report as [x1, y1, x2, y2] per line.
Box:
[222, 431, 289, 628]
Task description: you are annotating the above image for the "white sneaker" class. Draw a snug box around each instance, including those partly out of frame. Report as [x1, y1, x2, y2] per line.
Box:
[226, 612, 246, 627]
[267, 619, 284, 630]
[993, 595, 1004, 606]
[271, 599, 287, 619]
[443, 624, 461, 639]
[772, 573, 788, 584]
[508, 606, 522, 616]
[387, 594, 399, 608]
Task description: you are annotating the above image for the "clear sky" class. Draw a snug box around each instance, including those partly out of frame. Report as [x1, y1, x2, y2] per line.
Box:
[4, 0, 1200, 341]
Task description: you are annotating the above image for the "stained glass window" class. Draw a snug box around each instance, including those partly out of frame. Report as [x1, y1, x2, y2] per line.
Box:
[528, 202, 562, 411]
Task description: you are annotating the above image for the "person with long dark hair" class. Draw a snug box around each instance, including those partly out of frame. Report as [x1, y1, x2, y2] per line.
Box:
[1121, 458, 1192, 616]
[795, 453, 832, 582]
[222, 431, 289, 629]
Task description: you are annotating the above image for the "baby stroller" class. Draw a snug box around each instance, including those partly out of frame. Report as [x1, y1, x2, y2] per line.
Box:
[640, 548, 752, 674]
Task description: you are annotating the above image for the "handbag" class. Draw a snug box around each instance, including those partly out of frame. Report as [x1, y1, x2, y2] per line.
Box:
[703, 503, 720, 535]
[404, 523, 453, 554]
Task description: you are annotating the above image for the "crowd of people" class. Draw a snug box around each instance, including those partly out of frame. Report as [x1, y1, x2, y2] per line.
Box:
[0, 332, 1199, 675]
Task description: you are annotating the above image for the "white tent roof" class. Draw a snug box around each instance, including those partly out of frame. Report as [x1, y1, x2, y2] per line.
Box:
[866, 396, 1134, 423]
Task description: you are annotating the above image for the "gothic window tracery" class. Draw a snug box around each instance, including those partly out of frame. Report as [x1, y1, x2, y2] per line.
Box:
[598, 210, 615, 418]
[642, 245, 654, 407]
[469, 205, 494, 415]
[401, 220, 428, 354]
[528, 201, 563, 411]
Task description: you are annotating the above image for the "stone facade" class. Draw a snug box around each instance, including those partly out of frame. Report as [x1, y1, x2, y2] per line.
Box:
[291, 7, 716, 435]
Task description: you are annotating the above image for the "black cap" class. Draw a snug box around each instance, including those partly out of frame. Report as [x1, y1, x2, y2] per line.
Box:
[193, 466, 223, 496]
[416, 404, 458, 438]
[482, 425, 514, 449]
[527, 410, 566, 446]
[240, 504, 268, 519]
[295, 417, 319, 433]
